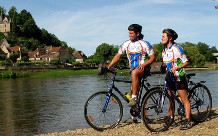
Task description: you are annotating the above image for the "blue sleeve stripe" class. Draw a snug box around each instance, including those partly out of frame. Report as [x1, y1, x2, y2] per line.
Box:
[121, 40, 129, 48]
[143, 40, 153, 50]
[174, 45, 185, 55]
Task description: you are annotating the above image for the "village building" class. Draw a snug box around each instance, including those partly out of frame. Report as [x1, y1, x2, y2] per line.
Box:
[8, 46, 22, 61]
[213, 53, 218, 64]
[0, 38, 10, 58]
[0, 38, 21, 61]
[73, 50, 87, 63]
[0, 14, 11, 33]
[28, 46, 75, 64]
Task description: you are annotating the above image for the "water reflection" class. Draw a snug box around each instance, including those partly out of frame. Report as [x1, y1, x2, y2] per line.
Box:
[0, 70, 217, 135]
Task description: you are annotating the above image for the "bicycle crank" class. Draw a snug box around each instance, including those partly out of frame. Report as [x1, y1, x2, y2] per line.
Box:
[130, 106, 140, 117]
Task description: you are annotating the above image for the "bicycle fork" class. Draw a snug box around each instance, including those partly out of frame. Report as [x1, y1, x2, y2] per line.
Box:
[102, 92, 111, 113]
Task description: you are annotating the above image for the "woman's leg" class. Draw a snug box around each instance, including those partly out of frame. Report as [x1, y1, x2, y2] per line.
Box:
[177, 90, 191, 119]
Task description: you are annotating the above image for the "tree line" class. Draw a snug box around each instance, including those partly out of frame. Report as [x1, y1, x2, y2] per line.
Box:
[86, 42, 217, 68]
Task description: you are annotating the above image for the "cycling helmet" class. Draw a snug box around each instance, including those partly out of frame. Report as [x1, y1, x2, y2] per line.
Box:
[128, 24, 142, 33]
[163, 28, 178, 41]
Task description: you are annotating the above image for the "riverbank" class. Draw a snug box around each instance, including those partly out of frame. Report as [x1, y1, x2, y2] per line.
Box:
[0, 64, 217, 78]
[38, 108, 218, 136]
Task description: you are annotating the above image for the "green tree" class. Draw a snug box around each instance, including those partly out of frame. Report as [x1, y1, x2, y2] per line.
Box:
[196, 42, 213, 61]
[183, 45, 205, 67]
[9, 53, 19, 64]
[210, 46, 218, 53]
[21, 19, 39, 38]
[0, 6, 6, 17]
[0, 32, 4, 40]
[196, 42, 209, 55]
[0, 54, 6, 61]
[152, 43, 164, 62]
[95, 43, 113, 63]
[8, 6, 18, 33]
[20, 9, 33, 24]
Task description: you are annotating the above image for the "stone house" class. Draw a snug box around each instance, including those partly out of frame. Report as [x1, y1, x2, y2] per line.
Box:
[28, 46, 74, 63]
[8, 46, 22, 61]
[0, 38, 10, 58]
[212, 53, 218, 64]
[73, 51, 87, 63]
[0, 38, 21, 61]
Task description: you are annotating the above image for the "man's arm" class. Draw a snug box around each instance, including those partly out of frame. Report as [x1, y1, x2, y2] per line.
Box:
[108, 53, 122, 69]
[136, 54, 156, 71]
[142, 54, 156, 67]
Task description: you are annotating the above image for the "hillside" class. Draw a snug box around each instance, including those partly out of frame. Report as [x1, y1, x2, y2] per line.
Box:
[0, 6, 75, 53]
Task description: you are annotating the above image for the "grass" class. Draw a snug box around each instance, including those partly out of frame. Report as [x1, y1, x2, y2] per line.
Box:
[30, 69, 98, 78]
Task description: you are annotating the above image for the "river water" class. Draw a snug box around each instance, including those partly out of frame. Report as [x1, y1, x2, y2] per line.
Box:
[0, 70, 217, 136]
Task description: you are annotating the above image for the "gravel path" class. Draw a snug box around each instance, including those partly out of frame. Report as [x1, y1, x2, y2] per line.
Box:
[38, 108, 218, 136]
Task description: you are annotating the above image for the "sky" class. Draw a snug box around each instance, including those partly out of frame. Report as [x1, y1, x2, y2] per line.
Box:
[1, 0, 218, 56]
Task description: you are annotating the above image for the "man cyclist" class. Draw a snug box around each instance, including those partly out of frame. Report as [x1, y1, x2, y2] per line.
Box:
[161, 28, 192, 130]
[108, 24, 155, 123]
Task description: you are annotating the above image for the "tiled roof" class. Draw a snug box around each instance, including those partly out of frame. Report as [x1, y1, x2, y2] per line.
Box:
[48, 47, 68, 54]
[8, 46, 20, 53]
[28, 52, 35, 58]
[73, 51, 87, 59]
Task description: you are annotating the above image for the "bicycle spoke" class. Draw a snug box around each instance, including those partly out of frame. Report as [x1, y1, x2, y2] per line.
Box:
[84, 91, 123, 130]
[142, 89, 174, 132]
[189, 85, 212, 122]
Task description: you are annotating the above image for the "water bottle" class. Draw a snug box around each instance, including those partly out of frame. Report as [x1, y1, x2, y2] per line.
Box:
[125, 92, 131, 100]
[177, 58, 185, 76]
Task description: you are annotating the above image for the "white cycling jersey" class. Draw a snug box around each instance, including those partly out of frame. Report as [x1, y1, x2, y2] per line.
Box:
[118, 39, 154, 70]
[162, 44, 188, 81]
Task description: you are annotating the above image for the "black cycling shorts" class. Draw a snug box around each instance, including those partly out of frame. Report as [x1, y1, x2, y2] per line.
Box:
[166, 71, 188, 90]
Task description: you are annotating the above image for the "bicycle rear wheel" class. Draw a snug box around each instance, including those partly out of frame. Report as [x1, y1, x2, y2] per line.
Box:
[141, 88, 174, 132]
[84, 91, 123, 131]
[189, 84, 212, 122]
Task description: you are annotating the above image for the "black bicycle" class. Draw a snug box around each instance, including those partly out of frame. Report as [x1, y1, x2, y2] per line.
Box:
[84, 67, 157, 131]
[141, 70, 212, 132]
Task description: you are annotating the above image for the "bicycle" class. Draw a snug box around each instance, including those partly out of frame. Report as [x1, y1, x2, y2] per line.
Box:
[141, 70, 212, 132]
[84, 67, 157, 131]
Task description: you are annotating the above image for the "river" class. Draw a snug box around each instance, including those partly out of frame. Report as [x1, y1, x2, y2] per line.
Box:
[0, 70, 217, 136]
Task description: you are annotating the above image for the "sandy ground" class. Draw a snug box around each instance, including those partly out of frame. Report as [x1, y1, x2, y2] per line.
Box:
[38, 107, 218, 136]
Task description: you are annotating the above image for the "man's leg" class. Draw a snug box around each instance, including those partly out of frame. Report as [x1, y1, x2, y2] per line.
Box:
[131, 69, 144, 97]
[127, 69, 144, 107]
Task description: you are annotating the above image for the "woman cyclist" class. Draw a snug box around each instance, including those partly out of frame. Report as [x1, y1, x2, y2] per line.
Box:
[161, 28, 193, 130]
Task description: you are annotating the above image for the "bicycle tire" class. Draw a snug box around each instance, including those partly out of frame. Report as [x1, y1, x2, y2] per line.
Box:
[141, 87, 161, 107]
[84, 91, 123, 131]
[141, 88, 174, 132]
[188, 84, 212, 122]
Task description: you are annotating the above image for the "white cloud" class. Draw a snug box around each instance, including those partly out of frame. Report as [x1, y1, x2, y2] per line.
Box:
[35, 0, 218, 56]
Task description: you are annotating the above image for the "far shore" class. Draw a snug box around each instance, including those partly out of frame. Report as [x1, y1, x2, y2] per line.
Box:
[0, 65, 217, 78]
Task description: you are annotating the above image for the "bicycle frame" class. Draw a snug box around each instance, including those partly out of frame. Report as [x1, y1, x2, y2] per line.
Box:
[162, 81, 185, 111]
[160, 73, 207, 114]
[103, 71, 150, 111]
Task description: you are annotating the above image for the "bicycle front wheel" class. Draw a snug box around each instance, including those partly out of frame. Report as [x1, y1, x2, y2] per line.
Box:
[189, 84, 212, 122]
[84, 91, 123, 131]
[141, 88, 174, 132]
